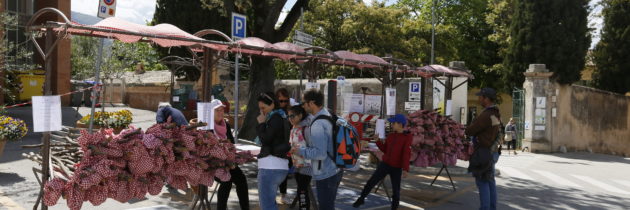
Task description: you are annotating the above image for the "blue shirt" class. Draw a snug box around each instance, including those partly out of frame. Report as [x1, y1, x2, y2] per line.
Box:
[299, 108, 339, 180]
[156, 107, 189, 126]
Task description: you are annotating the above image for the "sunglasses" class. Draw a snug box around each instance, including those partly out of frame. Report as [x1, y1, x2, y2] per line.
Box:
[279, 100, 289, 103]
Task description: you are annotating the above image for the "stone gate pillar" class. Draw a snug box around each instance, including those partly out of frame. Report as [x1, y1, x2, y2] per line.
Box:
[522, 64, 555, 152]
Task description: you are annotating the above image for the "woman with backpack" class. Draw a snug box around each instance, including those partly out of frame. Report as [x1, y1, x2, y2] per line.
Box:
[210, 99, 250, 210]
[287, 105, 313, 209]
[256, 92, 291, 210]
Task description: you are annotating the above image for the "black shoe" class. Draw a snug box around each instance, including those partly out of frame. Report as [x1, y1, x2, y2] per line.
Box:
[353, 198, 365, 208]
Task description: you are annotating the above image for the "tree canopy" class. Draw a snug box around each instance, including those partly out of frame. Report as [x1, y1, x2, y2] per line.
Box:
[504, 0, 591, 87]
[593, 0, 630, 94]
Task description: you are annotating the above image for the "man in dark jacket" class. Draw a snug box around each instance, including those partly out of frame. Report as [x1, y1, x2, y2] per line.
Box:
[466, 87, 501, 210]
[156, 103, 189, 126]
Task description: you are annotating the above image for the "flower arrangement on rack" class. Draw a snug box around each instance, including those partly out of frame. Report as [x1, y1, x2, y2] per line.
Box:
[406, 110, 473, 167]
[43, 122, 255, 210]
[79, 110, 132, 128]
[0, 115, 28, 141]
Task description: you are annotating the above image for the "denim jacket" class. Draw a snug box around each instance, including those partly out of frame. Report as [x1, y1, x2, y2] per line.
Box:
[299, 108, 339, 181]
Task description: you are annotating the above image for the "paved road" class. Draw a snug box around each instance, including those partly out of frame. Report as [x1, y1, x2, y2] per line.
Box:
[2, 106, 630, 209]
[430, 151, 630, 210]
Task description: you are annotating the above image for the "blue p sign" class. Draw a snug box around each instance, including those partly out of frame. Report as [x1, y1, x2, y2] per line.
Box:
[232, 13, 247, 40]
[411, 83, 420, 92]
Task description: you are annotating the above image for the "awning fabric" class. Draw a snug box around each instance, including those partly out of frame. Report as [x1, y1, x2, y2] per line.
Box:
[39, 12, 473, 78]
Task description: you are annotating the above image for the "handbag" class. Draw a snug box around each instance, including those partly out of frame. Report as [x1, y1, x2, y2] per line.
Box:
[504, 133, 512, 142]
[503, 131, 514, 141]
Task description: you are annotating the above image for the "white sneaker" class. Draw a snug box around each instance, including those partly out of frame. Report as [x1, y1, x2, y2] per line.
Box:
[281, 194, 294, 205]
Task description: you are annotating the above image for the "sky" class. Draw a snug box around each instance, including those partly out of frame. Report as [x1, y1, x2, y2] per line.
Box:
[71, 0, 157, 25]
[71, 0, 603, 48]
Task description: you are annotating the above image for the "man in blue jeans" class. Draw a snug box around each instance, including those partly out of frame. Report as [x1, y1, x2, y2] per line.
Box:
[466, 88, 501, 210]
[291, 90, 344, 210]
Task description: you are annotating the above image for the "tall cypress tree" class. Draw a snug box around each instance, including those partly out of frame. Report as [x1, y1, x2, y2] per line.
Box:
[593, 0, 630, 94]
[504, 0, 591, 87]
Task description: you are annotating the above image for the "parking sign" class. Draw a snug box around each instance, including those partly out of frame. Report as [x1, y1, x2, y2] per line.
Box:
[409, 82, 421, 101]
[232, 13, 247, 40]
[97, 0, 116, 19]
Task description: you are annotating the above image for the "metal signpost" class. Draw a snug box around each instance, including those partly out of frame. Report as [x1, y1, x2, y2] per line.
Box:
[89, 0, 116, 133]
[231, 13, 246, 142]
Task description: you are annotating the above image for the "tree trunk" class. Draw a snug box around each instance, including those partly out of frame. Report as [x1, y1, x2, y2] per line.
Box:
[238, 57, 276, 140]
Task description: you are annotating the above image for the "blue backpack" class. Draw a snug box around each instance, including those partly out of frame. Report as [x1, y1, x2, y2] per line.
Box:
[311, 115, 361, 169]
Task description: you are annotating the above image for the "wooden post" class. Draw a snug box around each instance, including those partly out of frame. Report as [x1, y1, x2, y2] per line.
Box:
[39, 27, 55, 210]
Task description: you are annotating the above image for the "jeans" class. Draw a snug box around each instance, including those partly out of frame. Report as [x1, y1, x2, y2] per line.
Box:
[296, 173, 313, 210]
[258, 169, 289, 210]
[315, 170, 344, 210]
[217, 166, 249, 210]
[279, 158, 293, 194]
[475, 152, 500, 210]
[507, 140, 517, 150]
[359, 162, 402, 209]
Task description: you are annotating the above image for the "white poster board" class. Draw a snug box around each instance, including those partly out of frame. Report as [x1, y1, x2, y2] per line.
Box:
[536, 97, 546, 108]
[445, 100, 453, 116]
[375, 119, 386, 139]
[197, 102, 215, 130]
[386, 88, 397, 116]
[305, 82, 319, 90]
[535, 108, 546, 124]
[404, 102, 421, 111]
[348, 94, 365, 113]
[364, 95, 382, 115]
[524, 121, 531, 130]
[32, 96, 62, 132]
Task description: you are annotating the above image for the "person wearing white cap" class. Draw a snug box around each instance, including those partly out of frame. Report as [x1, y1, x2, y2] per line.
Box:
[209, 99, 250, 210]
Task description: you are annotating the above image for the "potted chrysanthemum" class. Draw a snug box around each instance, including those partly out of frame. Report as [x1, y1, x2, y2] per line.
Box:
[77, 110, 132, 133]
[0, 115, 28, 157]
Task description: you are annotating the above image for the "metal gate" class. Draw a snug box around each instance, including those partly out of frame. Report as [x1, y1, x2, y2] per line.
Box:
[512, 88, 525, 149]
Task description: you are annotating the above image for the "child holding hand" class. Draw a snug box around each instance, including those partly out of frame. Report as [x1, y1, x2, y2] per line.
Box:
[353, 114, 412, 210]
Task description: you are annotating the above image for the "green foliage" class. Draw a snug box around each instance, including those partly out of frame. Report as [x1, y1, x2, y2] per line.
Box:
[287, 0, 505, 90]
[153, 0, 231, 81]
[71, 36, 166, 80]
[592, 0, 630, 94]
[504, 0, 591, 87]
[1, 5, 39, 104]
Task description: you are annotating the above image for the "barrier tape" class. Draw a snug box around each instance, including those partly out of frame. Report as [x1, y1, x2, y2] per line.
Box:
[4, 84, 102, 109]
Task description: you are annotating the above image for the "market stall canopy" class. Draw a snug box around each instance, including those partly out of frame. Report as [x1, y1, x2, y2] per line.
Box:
[418, 64, 473, 79]
[27, 7, 472, 79]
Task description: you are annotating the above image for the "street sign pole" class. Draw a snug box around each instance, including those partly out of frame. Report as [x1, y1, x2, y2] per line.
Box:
[89, 0, 116, 133]
[231, 13, 246, 142]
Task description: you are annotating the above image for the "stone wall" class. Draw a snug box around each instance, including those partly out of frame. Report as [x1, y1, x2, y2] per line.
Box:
[552, 85, 630, 156]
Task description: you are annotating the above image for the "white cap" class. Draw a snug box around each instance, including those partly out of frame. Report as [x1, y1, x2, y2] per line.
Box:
[210, 99, 225, 110]
[158, 102, 171, 109]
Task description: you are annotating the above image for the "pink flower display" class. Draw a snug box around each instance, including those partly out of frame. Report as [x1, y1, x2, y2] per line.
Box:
[43, 123, 254, 209]
[405, 110, 473, 167]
